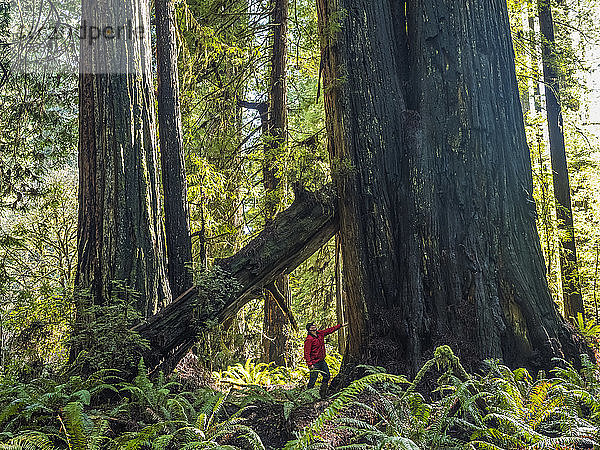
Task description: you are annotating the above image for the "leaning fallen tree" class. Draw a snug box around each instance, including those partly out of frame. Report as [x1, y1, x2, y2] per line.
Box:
[134, 187, 338, 373]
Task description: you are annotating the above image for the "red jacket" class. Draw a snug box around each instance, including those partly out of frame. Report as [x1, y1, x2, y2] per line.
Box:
[304, 324, 342, 367]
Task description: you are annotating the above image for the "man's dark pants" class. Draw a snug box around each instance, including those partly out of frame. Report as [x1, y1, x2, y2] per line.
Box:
[308, 360, 330, 397]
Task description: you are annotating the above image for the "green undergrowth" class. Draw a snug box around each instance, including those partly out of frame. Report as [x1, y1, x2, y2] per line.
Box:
[1, 346, 600, 449]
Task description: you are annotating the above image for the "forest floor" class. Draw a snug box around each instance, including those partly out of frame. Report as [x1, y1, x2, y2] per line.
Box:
[171, 350, 600, 449]
[174, 353, 425, 449]
[241, 393, 369, 449]
[175, 353, 362, 448]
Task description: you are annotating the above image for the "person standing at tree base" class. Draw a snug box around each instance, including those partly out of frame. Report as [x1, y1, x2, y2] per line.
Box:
[304, 322, 346, 398]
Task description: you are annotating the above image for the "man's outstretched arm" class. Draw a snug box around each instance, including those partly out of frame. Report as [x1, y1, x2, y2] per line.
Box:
[321, 323, 347, 336]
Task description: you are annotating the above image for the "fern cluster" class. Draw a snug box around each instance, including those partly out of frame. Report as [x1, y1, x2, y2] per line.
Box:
[0, 359, 264, 450]
[213, 358, 284, 387]
[3, 347, 600, 449]
[211, 353, 342, 389]
[287, 347, 600, 449]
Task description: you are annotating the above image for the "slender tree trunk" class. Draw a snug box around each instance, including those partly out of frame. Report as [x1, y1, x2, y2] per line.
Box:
[156, 0, 193, 299]
[537, 0, 584, 322]
[262, 278, 290, 365]
[528, 12, 542, 113]
[76, 0, 170, 318]
[335, 233, 346, 355]
[525, 8, 558, 295]
[262, 0, 291, 366]
[519, 8, 531, 114]
[317, 0, 588, 375]
[536, 135, 555, 279]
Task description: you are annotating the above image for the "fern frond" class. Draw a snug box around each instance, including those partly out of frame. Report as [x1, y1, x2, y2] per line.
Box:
[513, 368, 533, 386]
[0, 432, 56, 450]
[0, 400, 25, 428]
[527, 435, 599, 449]
[166, 398, 189, 422]
[530, 395, 563, 430]
[236, 427, 265, 450]
[467, 440, 506, 450]
[60, 402, 91, 450]
[150, 433, 174, 450]
[374, 436, 421, 449]
[195, 412, 207, 431]
[471, 426, 522, 448]
[404, 392, 431, 423]
[204, 394, 226, 431]
[482, 412, 543, 443]
[293, 373, 408, 447]
[335, 416, 380, 433]
[180, 444, 237, 450]
[118, 421, 177, 450]
[335, 444, 371, 450]
[68, 391, 91, 407]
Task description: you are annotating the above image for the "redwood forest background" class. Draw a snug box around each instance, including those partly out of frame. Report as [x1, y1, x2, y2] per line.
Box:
[0, 0, 600, 448]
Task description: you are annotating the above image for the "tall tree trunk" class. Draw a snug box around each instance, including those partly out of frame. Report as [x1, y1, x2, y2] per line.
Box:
[528, 12, 542, 113]
[156, 0, 193, 299]
[76, 0, 170, 318]
[518, 8, 531, 115]
[317, 0, 588, 375]
[524, 7, 559, 298]
[335, 233, 347, 355]
[537, 0, 584, 322]
[262, 0, 291, 366]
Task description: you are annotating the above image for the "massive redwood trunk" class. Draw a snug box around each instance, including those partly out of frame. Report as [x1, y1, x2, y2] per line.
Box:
[317, 0, 588, 374]
[76, 0, 170, 318]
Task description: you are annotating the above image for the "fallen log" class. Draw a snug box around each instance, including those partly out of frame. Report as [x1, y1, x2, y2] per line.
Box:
[134, 186, 338, 373]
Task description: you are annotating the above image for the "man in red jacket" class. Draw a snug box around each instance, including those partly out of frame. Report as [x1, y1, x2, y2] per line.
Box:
[304, 322, 346, 397]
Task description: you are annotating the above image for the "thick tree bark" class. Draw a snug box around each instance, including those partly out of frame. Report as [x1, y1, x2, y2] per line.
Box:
[156, 0, 194, 299]
[262, 0, 291, 366]
[537, 0, 584, 322]
[317, 0, 588, 375]
[76, 0, 170, 318]
[134, 187, 338, 373]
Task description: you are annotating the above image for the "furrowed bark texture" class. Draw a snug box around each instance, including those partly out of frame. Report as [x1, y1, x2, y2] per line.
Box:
[135, 188, 338, 373]
[77, 0, 170, 318]
[537, 0, 584, 321]
[262, 0, 291, 366]
[156, 0, 194, 299]
[317, 0, 588, 374]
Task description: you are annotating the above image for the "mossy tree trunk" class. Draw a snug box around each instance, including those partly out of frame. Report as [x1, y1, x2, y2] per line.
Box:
[262, 0, 292, 367]
[76, 0, 171, 318]
[156, 0, 194, 299]
[317, 0, 588, 375]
